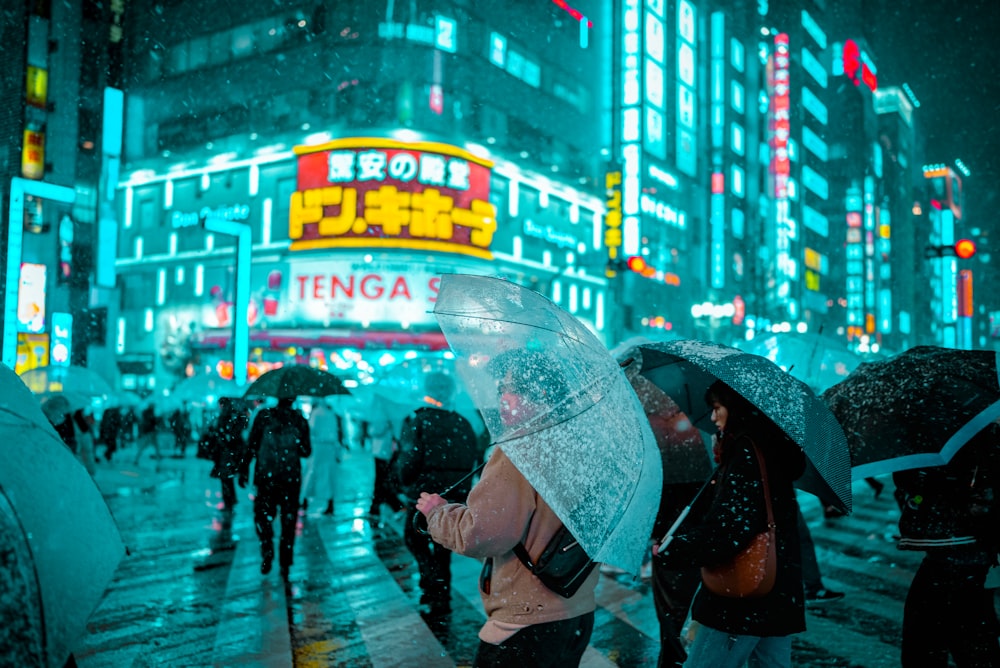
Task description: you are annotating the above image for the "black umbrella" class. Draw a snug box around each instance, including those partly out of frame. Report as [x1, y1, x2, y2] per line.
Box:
[822, 345, 1000, 479]
[626, 339, 853, 514]
[243, 365, 351, 400]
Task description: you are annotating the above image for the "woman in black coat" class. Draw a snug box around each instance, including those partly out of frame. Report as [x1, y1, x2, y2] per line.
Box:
[655, 380, 806, 668]
[205, 398, 249, 513]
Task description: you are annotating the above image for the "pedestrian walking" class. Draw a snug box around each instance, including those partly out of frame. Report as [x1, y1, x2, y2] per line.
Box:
[798, 508, 845, 603]
[301, 398, 343, 516]
[367, 408, 403, 520]
[240, 397, 311, 578]
[133, 403, 162, 465]
[169, 404, 192, 457]
[415, 361, 599, 667]
[892, 424, 1000, 667]
[98, 407, 123, 462]
[201, 398, 249, 514]
[655, 380, 807, 668]
[394, 373, 480, 620]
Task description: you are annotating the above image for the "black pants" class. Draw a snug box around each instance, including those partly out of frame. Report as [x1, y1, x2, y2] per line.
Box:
[370, 457, 403, 515]
[403, 515, 452, 610]
[254, 480, 301, 569]
[902, 553, 1000, 667]
[473, 611, 595, 667]
[220, 476, 237, 510]
[651, 558, 701, 667]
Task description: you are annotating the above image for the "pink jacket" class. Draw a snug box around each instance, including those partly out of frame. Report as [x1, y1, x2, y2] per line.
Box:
[427, 446, 598, 626]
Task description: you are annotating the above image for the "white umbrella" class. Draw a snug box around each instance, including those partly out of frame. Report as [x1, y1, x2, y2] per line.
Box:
[0, 363, 123, 667]
[19, 365, 113, 399]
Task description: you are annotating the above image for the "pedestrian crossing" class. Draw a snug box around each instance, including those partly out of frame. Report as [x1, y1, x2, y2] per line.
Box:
[73, 452, 970, 667]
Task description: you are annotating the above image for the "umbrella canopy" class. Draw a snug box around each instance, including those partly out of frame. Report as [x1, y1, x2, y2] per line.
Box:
[0, 363, 123, 667]
[741, 331, 865, 392]
[243, 364, 351, 400]
[822, 345, 1000, 479]
[631, 339, 853, 514]
[433, 274, 662, 574]
[614, 342, 714, 486]
[19, 365, 113, 399]
[169, 373, 244, 405]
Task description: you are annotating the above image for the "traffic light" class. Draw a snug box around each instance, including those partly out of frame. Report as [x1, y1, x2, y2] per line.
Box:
[955, 238, 977, 259]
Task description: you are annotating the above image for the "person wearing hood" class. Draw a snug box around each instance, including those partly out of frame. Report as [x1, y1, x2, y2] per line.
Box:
[655, 380, 807, 668]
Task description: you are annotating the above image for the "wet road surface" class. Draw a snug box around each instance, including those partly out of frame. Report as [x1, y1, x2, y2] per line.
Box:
[71, 437, 942, 667]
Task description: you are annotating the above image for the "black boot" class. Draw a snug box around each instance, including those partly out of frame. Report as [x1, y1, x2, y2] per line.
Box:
[323, 500, 334, 515]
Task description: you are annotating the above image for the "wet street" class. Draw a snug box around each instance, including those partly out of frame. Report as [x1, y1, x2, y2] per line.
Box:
[74, 436, 930, 667]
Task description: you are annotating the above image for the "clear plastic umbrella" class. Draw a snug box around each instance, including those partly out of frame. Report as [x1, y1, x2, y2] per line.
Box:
[0, 363, 123, 667]
[433, 274, 662, 575]
[169, 373, 244, 405]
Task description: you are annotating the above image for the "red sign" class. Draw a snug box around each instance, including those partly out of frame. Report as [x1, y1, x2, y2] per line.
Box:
[769, 34, 790, 200]
[289, 138, 496, 259]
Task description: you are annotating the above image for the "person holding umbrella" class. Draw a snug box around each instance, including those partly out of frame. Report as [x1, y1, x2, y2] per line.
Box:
[892, 424, 1000, 667]
[654, 380, 807, 668]
[240, 396, 311, 579]
[415, 352, 599, 667]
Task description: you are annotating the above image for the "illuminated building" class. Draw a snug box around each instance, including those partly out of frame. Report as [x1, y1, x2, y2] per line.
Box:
[0, 2, 123, 376]
[111, 1, 612, 390]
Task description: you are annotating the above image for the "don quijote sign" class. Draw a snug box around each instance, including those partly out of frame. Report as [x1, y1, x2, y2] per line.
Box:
[288, 138, 498, 259]
[171, 203, 250, 229]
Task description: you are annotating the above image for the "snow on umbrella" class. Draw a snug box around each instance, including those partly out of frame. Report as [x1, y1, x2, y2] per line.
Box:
[633, 339, 853, 515]
[433, 274, 662, 575]
[614, 341, 714, 486]
[19, 365, 113, 399]
[243, 365, 351, 400]
[822, 345, 1000, 479]
[0, 363, 123, 668]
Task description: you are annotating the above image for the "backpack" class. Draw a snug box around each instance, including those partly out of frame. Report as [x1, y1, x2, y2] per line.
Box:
[256, 418, 303, 477]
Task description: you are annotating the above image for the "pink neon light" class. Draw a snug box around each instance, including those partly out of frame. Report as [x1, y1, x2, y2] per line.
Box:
[551, 0, 594, 28]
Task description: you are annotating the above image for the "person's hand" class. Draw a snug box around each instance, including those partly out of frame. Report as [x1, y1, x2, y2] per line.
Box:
[416, 492, 447, 517]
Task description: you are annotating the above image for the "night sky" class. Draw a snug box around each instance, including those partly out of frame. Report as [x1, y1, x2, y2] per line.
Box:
[866, 0, 1000, 235]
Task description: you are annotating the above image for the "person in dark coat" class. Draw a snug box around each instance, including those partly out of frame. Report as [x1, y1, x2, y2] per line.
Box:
[393, 372, 481, 618]
[655, 380, 806, 668]
[240, 397, 311, 579]
[892, 424, 1000, 667]
[205, 398, 249, 513]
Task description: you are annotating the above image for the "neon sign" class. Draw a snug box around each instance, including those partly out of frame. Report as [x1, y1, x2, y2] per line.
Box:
[289, 138, 497, 259]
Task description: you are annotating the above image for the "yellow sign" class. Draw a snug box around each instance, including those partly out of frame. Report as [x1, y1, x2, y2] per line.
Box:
[16, 333, 49, 375]
[22, 129, 45, 180]
[604, 171, 623, 275]
[26, 66, 48, 108]
[289, 138, 497, 259]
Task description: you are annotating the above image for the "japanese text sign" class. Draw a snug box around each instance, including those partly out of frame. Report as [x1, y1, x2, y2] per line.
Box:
[289, 138, 497, 259]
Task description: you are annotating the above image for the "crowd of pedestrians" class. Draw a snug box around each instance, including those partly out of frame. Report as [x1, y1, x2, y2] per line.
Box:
[33, 350, 1000, 668]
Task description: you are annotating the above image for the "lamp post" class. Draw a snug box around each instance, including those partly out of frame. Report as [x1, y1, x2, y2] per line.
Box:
[201, 218, 250, 387]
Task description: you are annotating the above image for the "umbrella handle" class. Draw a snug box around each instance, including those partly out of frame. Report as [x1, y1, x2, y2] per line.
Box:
[659, 505, 691, 547]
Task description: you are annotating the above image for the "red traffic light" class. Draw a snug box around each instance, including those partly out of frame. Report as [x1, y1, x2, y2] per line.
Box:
[955, 238, 977, 259]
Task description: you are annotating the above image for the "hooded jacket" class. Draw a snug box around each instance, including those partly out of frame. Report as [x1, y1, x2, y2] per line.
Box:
[427, 446, 598, 630]
[657, 427, 807, 637]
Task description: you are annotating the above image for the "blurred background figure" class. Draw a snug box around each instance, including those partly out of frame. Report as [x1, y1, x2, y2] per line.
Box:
[133, 403, 162, 465]
[72, 408, 97, 476]
[169, 403, 192, 458]
[201, 398, 250, 514]
[302, 398, 344, 516]
[98, 406, 124, 463]
[367, 406, 403, 521]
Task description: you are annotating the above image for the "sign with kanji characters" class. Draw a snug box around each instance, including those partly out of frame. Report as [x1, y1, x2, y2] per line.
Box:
[289, 138, 497, 259]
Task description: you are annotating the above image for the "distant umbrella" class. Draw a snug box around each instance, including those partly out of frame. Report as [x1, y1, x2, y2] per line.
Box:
[243, 365, 350, 400]
[19, 365, 113, 399]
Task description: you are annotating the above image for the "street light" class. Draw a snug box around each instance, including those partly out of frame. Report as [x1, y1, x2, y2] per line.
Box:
[924, 238, 977, 259]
